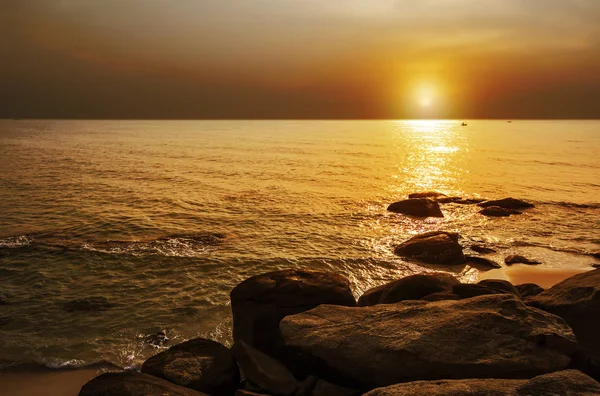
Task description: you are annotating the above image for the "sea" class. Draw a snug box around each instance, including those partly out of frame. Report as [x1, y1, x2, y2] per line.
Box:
[0, 119, 599, 371]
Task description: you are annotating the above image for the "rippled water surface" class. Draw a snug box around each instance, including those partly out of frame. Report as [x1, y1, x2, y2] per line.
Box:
[0, 120, 599, 368]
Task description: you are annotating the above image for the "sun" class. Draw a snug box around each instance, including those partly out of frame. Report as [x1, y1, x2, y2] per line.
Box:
[419, 96, 432, 108]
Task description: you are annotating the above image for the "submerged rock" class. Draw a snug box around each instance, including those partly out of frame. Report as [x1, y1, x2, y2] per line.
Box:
[357, 273, 460, 306]
[471, 244, 496, 254]
[141, 338, 239, 396]
[408, 192, 448, 199]
[279, 294, 577, 388]
[505, 255, 541, 265]
[480, 206, 522, 217]
[230, 269, 355, 353]
[232, 340, 297, 396]
[478, 198, 535, 209]
[516, 283, 545, 299]
[527, 269, 600, 357]
[465, 255, 501, 269]
[364, 370, 600, 396]
[79, 371, 208, 396]
[393, 231, 465, 265]
[387, 198, 444, 218]
[64, 296, 115, 312]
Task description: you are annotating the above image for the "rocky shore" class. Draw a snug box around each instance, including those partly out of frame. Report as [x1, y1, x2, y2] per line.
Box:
[78, 195, 600, 395]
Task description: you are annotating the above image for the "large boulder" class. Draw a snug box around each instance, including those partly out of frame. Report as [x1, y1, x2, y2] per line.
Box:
[232, 340, 297, 396]
[141, 338, 239, 396]
[387, 198, 444, 218]
[279, 294, 576, 389]
[516, 283, 544, 299]
[477, 279, 521, 297]
[527, 269, 600, 356]
[230, 269, 355, 353]
[505, 255, 541, 265]
[357, 273, 460, 306]
[452, 284, 507, 299]
[478, 198, 535, 210]
[364, 370, 600, 396]
[79, 371, 208, 396]
[393, 231, 465, 265]
[479, 206, 522, 217]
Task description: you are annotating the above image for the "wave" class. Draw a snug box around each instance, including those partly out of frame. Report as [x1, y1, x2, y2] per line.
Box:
[544, 201, 600, 209]
[0, 235, 35, 248]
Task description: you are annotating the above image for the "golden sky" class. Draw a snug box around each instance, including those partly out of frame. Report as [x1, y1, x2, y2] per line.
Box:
[1, 0, 599, 118]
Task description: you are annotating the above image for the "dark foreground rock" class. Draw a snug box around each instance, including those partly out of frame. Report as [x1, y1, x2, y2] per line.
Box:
[478, 279, 521, 297]
[527, 269, 600, 357]
[452, 284, 507, 299]
[393, 231, 465, 265]
[141, 338, 239, 396]
[479, 206, 522, 217]
[232, 340, 297, 396]
[516, 283, 544, 299]
[230, 269, 355, 353]
[478, 198, 535, 210]
[420, 291, 461, 302]
[357, 273, 460, 306]
[387, 198, 444, 217]
[79, 371, 208, 396]
[364, 370, 600, 396]
[296, 376, 359, 396]
[279, 294, 577, 389]
[505, 255, 541, 265]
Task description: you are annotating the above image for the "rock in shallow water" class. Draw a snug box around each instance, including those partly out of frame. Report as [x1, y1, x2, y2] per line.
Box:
[363, 370, 600, 396]
[478, 198, 535, 209]
[230, 269, 355, 354]
[387, 198, 444, 218]
[78, 371, 208, 396]
[141, 338, 239, 396]
[465, 255, 502, 269]
[408, 191, 448, 199]
[357, 273, 460, 306]
[393, 231, 465, 265]
[527, 269, 600, 357]
[479, 206, 522, 217]
[505, 255, 541, 265]
[279, 294, 577, 389]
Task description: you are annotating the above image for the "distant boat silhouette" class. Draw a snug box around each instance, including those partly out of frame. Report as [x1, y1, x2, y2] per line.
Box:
[461, 122, 467, 126]
[507, 120, 512, 123]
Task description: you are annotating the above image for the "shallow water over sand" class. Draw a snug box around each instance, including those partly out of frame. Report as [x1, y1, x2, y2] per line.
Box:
[0, 120, 599, 369]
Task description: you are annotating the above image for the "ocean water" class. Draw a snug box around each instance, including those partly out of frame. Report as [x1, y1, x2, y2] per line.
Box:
[0, 119, 599, 370]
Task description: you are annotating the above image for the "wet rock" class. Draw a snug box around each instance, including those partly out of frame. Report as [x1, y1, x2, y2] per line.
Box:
[478, 279, 521, 297]
[408, 192, 448, 199]
[230, 269, 355, 353]
[453, 284, 507, 299]
[141, 338, 239, 396]
[279, 294, 577, 388]
[505, 255, 541, 265]
[141, 329, 170, 347]
[527, 269, 600, 357]
[393, 231, 465, 265]
[478, 198, 535, 210]
[387, 198, 444, 218]
[479, 206, 522, 217]
[516, 283, 545, 299]
[592, 252, 600, 260]
[420, 291, 461, 302]
[295, 376, 359, 396]
[591, 263, 600, 269]
[232, 340, 297, 396]
[465, 255, 501, 269]
[470, 244, 496, 254]
[64, 296, 115, 312]
[79, 371, 208, 396]
[357, 273, 460, 306]
[234, 390, 269, 396]
[363, 370, 600, 396]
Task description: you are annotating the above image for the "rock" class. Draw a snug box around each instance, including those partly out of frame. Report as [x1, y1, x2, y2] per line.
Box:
[230, 269, 355, 353]
[471, 244, 496, 254]
[516, 283, 544, 299]
[453, 284, 507, 299]
[527, 269, 600, 357]
[479, 206, 522, 217]
[363, 370, 600, 396]
[420, 291, 461, 302]
[387, 198, 444, 218]
[408, 192, 447, 199]
[295, 376, 359, 396]
[141, 338, 239, 396]
[505, 255, 541, 265]
[234, 390, 269, 396]
[478, 198, 535, 210]
[592, 263, 600, 269]
[478, 279, 521, 297]
[465, 255, 501, 269]
[279, 294, 577, 388]
[435, 196, 463, 203]
[231, 340, 297, 396]
[357, 273, 460, 306]
[79, 371, 208, 396]
[140, 329, 170, 347]
[64, 296, 115, 312]
[593, 252, 600, 260]
[393, 231, 465, 265]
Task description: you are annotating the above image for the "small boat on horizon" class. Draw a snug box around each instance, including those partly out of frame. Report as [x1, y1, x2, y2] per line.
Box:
[507, 120, 512, 123]
[461, 122, 467, 126]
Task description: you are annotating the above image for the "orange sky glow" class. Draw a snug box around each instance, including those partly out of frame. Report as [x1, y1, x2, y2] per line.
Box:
[1, 0, 599, 119]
